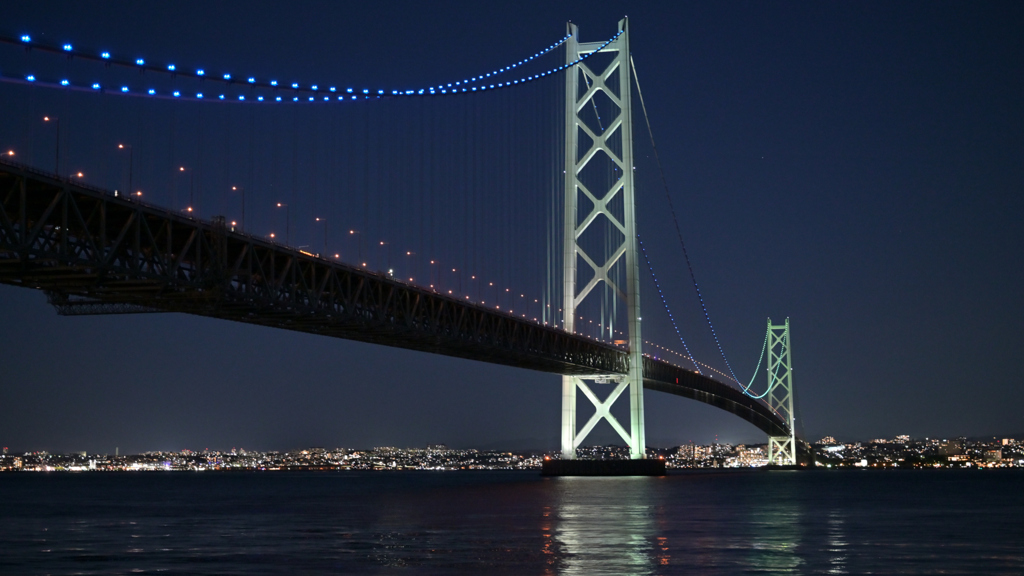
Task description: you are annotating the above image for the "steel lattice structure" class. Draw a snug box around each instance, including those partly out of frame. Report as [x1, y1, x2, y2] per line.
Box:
[560, 18, 649, 460]
[766, 318, 797, 465]
[0, 158, 788, 437]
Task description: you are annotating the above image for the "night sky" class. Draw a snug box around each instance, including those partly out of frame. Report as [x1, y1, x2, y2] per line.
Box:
[1, 1, 1021, 454]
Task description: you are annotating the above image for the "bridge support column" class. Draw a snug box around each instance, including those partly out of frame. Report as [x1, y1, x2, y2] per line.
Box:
[766, 317, 797, 466]
[560, 18, 646, 461]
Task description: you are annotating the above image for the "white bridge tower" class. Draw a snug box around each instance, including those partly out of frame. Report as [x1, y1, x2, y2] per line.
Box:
[560, 18, 646, 460]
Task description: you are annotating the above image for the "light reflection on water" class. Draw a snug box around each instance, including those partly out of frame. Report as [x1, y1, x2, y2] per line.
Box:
[551, 477, 658, 576]
[744, 472, 803, 573]
[827, 509, 848, 575]
[0, 470, 1022, 574]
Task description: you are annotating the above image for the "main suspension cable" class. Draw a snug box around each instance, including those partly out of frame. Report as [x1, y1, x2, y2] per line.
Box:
[639, 235, 702, 374]
[630, 54, 740, 385]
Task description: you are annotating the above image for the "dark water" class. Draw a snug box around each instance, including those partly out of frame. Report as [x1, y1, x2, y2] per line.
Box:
[1, 469, 1022, 575]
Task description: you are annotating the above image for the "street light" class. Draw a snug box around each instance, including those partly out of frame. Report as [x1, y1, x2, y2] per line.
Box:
[117, 144, 133, 198]
[231, 186, 245, 230]
[276, 202, 290, 245]
[378, 240, 390, 271]
[178, 166, 194, 213]
[349, 229, 362, 262]
[404, 250, 416, 284]
[43, 116, 59, 174]
[315, 217, 327, 253]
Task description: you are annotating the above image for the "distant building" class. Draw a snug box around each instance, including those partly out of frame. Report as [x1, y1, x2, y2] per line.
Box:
[938, 440, 963, 456]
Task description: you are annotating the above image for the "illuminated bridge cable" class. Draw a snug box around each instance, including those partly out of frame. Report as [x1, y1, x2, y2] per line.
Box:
[630, 54, 740, 384]
[740, 330, 769, 394]
[638, 235, 701, 374]
[431, 33, 571, 92]
[1, 30, 620, 101]
[735, 329, 787, 400]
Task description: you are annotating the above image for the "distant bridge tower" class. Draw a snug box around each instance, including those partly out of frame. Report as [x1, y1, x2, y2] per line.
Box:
[766, 317, 797, 466]
[560, 18, 646, 460]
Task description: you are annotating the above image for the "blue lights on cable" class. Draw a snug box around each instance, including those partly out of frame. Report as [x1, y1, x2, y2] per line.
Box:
[736, 330, 787, 400]
[638, 236, 702, 374]
[3, 29, 622, 103]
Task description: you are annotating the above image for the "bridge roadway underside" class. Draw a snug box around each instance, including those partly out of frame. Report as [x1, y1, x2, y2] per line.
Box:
[0, 161, 787, 438]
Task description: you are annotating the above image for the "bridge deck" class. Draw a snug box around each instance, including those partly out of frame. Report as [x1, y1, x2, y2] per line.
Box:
[0, 159, 787, 437]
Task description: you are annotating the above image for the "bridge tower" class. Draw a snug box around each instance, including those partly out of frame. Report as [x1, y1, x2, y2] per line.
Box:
[560, 18, 646, 460]
[766, 317, 797, 466]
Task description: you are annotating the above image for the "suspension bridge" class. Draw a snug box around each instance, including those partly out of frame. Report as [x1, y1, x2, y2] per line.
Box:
[0, 18, 800, 472]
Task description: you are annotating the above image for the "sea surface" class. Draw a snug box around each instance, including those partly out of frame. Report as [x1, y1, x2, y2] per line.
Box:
[1, 469, 1021, 575]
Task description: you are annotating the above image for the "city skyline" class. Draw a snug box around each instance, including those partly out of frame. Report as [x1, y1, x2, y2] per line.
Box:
[3, 434, 1021, 472]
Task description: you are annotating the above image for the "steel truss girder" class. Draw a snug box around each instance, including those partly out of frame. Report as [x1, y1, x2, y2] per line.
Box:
[0, 160, 627, 376]
[0, 160, 789, 438]
[561, 18, 647, 460]
[766, 317, 797, 465]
